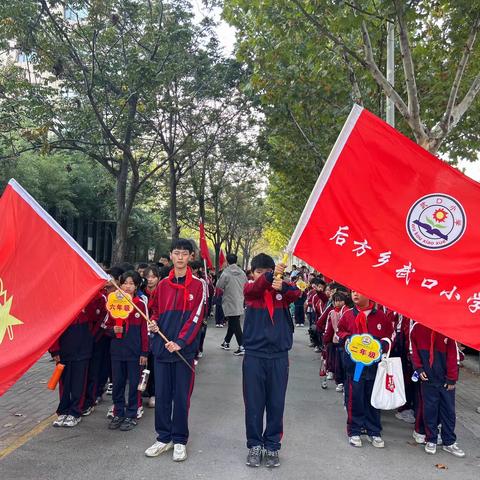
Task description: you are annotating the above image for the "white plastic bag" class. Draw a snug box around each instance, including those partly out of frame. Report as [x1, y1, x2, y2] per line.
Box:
[371, 339, 406, 410]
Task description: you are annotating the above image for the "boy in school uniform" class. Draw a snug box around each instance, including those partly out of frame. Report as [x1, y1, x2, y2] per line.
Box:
[337, 291, 393, 448]
[242, 253, 301, 468]
[410, 322, 465, 457]
[145, 239, 206, 462]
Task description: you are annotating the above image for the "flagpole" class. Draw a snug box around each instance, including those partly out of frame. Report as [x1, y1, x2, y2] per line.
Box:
[109, 278, 195, 373]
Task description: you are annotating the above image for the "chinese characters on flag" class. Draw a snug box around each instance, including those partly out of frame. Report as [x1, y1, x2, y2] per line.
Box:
[288, 105, 480, 350]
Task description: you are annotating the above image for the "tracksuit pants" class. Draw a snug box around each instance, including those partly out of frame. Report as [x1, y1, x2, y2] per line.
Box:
[57, 359, 89, 418]
[294, 306, 305, 325]
[345, 375, 381, 437]
[224, 315, 243, 346]
[243, 355, 289, 451]
[84, 337, 110, 409]
[421, 382, 456, 445]
[154, 360, 196, 445]
[111, 358, 141, 419]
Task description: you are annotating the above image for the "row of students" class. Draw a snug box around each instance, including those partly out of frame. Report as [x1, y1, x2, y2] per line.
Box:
[300, 278, 466, 458]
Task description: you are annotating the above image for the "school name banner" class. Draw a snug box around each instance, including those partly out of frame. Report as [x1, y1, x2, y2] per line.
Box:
[0, 179, 110, 395]
[288, 105, 480, 350]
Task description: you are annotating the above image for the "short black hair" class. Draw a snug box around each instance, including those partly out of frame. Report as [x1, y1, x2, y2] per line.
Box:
[159, 253, 170, 260]
[144, 265, 160, 278]
[119, 270, 142, 289]
[107, 266, 125, 281]
[251, 253, 275, 271]
[118, 262, 135, 272]
[311, 278, 326, 287]
[189, 260, 203, 271]
[332, 291, 348, 303]
[226, 253, 237, 265]
[170, 238, 194, 253]
[137, 262, 149, 270]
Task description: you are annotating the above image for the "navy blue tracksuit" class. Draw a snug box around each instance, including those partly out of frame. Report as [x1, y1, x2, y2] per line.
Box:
[243, 273, 301, 451]
[411, 323, 459, 445]
[337, 306, 393, 437]
[149, 269, 206, 445]
[106, 296, 149, 419]
[49, 301, 96, 418]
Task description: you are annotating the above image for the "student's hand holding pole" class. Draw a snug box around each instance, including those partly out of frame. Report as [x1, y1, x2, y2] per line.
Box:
[139, 356, 148, 366]
[272, 277, 283, 291]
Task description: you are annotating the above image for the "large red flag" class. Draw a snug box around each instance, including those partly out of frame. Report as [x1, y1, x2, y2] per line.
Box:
[199, 220, 213, 269]
[288, 105, 480, 349]
[0, 179, 109, 395]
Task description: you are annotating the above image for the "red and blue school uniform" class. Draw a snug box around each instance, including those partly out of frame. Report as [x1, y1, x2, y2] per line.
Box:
[337, 304, 393, 437]
[306, 289, 316, 326]
[410, 323, 459, 446]
[323, 305, 348, 385]
[106, 295, 148, 419]
[49, 298, 98, 418]
[149, 267, 206, 445]
[242, 272, 301, 451]
[214, 286, 225, 326]
[83, 290, 109, 410]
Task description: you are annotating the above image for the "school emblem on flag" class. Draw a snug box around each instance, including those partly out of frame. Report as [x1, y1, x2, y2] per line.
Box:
[406, 193, 466, 250]
[0, 278, 23, 345]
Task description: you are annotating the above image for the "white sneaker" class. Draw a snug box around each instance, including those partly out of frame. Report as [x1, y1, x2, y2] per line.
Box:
[335, 383, 344, 392]
[106, 405, 114, 419]
[442, 443, 465, 458]
[173, 443, 187, 461]
[197, 352, 203, 358]
[413, 430, 426, 444]
[63, 415, 81, 427]
[52, 414, 67, 427]
[349, 435, 362, 447]
[395, 409, 415, 424]
[476, 406, 480, 414]
[106, 383, 113, 395]
[145, 440, 174, 457]
[137, 406, 144, 419]
[425, 442, 437, 454]
[148, 397, 155, 408]
[326, 372, 334, 380]
[367, 436, 385, 448]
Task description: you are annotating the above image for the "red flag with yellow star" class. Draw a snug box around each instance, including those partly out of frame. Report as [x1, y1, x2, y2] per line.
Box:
[0, 179, 109, 395]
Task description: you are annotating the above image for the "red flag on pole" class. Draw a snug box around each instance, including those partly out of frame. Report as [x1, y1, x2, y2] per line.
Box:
[0, 179, 109, 395]
[288, 105, 480, 350]
[199, 220, 213, 269]
[219, 249, 226, 269]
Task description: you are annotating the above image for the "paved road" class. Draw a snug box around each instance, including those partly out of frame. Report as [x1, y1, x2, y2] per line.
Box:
[1, 322, 480, 480]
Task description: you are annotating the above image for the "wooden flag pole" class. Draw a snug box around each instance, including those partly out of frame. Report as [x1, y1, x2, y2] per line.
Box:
[108, 278, 195, 373]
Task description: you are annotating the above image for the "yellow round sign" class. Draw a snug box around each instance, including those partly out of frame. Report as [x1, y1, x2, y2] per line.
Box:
[107, 291, 133, 319]
[347, 333, 382, 366]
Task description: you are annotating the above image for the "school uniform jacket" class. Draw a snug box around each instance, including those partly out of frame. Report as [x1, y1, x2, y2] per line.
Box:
[323, 305, 348, 344]
[106, 296, 149, 361]
[243, 272, 301, 358]
[49, 291, 105, 361]
[150, 271, 206, 362]
[337, 305, 394, 380]
[410, 322, 458, 386]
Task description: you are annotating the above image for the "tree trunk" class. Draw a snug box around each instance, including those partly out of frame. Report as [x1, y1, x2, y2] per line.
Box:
[112, 158, 129, 264]
[169, 158, 180, 241]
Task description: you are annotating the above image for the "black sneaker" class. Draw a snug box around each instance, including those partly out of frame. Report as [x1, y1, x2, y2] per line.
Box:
[108, 416, 124, 430]
[233, 347, 245, 356]
[220, 341, 230, 350]
[264, 450, 280, 468]
[246, 446, 263, 467]
[119, 417, 137, 431]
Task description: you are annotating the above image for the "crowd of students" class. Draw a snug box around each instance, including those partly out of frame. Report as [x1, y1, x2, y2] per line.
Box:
[48, 247, 469, 467]
[293, 266, 466, 457]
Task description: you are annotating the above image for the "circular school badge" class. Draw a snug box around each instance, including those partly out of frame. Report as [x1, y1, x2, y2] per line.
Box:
[276, 294, 283, 301]
[377, 323, 382, 331]
[406, 193, 466, 250]
[188, 294, 194, 301]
